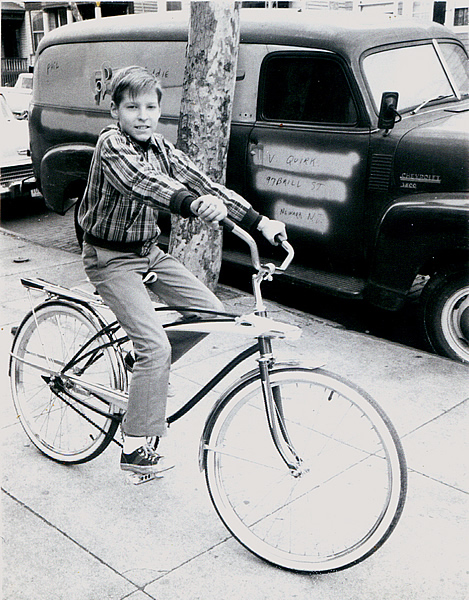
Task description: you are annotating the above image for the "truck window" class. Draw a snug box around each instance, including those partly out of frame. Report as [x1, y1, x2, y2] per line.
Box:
[260, 54, 358, 125]
[439, 43, 469, 96]
[362, 42, 467, 114]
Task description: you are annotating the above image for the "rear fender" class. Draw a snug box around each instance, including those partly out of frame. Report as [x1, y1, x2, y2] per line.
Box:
[40, 144, 94, 214]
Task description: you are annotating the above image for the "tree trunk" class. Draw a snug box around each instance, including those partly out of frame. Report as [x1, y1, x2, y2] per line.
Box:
[168, 1, 241, 291]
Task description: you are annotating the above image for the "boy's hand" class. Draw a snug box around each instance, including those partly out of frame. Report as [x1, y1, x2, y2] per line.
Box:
[257, 217, 288, 245]
[190, 195, 227, 226]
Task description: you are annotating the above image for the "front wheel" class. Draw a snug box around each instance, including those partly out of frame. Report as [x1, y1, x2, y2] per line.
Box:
[420, 269, 469, 363]
[203, 367, 407, 573]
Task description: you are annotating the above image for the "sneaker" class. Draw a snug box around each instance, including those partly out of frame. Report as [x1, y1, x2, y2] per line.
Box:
[120, 445, 174, 475]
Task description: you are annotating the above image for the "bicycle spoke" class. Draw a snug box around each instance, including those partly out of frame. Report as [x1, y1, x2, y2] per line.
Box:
[11, 302, 122, 462]
[205, 368, 406, 573]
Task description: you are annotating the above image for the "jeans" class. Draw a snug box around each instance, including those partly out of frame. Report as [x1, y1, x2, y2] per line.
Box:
[82, 241, 224, 437]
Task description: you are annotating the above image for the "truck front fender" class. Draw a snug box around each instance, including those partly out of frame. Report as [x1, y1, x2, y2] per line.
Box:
[366, 194, 469, 310]
[40, 144, 94, 214]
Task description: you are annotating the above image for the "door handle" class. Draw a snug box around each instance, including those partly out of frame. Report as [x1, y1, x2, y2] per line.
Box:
[249, 142, 263, 162]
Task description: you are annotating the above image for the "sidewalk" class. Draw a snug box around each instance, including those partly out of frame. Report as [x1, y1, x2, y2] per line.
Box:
[1, 229, 468, 600]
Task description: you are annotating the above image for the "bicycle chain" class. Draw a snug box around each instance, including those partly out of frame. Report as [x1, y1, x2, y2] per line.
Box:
[54, 385, 123, 448]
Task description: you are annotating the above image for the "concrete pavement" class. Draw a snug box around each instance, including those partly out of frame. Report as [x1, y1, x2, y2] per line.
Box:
[1, 228, 468, 600]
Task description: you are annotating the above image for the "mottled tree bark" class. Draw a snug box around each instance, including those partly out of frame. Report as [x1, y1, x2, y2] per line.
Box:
[168, 1, 241, 291]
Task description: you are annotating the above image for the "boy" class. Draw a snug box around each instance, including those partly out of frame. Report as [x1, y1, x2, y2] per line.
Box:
[78, 66, 287, 475]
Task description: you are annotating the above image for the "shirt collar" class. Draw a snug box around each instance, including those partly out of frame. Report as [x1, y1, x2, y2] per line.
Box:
[115, 123, 159, 152]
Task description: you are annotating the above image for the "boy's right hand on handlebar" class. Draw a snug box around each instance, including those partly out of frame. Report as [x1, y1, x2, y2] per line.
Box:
[190, 195, 228, 227]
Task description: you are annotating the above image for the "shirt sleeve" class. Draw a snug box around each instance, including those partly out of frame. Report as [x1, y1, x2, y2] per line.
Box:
[100, 129, 262, 230]
[160, 138, 262, 230]
[100, 130, 189, 212]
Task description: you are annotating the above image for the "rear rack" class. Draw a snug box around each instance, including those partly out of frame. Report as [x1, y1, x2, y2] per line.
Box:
[20, 277, 104, 306]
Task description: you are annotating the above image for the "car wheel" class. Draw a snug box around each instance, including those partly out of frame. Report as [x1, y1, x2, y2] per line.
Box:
[420, 268, 469, 363]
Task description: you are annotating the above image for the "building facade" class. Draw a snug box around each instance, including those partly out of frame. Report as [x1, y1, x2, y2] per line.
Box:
[2, 0, 468, 86]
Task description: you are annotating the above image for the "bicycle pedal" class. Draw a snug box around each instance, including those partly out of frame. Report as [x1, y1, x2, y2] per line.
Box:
[125, 471, 164, 485]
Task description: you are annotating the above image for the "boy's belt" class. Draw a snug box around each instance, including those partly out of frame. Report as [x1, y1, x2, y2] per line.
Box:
[84, 232, 146, 255]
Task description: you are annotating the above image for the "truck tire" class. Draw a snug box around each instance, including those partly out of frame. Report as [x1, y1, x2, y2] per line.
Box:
[420, 268, 469, 363]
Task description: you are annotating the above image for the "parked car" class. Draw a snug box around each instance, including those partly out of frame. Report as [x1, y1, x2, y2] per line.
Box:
[1, 73, 33, 118]
[0, 92, 39, 204]
[28, 10, 469, 362]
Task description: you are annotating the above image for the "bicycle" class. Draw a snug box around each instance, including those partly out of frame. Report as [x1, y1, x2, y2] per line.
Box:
[9, 219, 407, 574]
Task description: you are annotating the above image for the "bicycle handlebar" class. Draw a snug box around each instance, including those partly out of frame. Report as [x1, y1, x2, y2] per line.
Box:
[222, 218, 294, 273]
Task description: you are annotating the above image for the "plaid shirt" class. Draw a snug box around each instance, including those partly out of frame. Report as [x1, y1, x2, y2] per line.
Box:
[78, 125, 259, 255]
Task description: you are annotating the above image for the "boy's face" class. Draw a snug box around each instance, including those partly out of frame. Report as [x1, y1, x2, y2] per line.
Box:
[110, 88, 161, 143]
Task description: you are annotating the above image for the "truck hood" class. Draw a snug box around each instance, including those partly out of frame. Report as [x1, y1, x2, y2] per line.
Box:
[394, 108, 469, 194]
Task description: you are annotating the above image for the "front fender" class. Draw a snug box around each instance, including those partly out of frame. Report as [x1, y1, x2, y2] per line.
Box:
[198, 360, 324, 472]
[40, 143, 94, 214]
[366, 194, 469, 310]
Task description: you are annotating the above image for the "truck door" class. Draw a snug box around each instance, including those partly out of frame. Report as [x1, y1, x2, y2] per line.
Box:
[246, 52, 370, 276]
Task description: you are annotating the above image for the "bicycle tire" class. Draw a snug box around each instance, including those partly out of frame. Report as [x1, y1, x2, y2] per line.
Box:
[10, 300, 123, 464]
[204, 366, 407, 573]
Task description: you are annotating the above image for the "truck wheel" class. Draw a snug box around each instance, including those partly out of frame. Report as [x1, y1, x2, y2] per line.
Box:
[420, 269, 469, 363]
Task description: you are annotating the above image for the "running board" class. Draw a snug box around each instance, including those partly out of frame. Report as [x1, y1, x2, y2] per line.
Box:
[221, 249, 365, 299]
[157, 235, 365, 299]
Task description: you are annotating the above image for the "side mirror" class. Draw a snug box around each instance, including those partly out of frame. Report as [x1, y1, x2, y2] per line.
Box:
[378, 92, 401, 131]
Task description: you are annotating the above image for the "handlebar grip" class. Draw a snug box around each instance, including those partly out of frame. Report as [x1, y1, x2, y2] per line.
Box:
[221, 218, 236, 233]
[274, 233, 284, 246]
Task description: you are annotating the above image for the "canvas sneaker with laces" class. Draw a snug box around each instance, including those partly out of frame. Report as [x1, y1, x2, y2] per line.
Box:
[120, 445, 174, 475]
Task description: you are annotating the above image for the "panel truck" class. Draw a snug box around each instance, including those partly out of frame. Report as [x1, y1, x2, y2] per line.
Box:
[29, 10, 469, 361]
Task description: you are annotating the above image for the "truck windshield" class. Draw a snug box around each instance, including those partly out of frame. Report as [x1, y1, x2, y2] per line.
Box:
[363, 41, 469, 114]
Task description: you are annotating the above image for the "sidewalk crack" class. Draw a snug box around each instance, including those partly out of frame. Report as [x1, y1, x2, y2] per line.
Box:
[1, 487, 155, 597]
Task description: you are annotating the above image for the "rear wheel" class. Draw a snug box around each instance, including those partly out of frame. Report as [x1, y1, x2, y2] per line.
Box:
[420, 269, 469, 363]
[10, 301, 122, 463]
[204, 367, 407, 573]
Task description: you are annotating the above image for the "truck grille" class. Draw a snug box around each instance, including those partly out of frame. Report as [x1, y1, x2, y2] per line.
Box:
[1, 163, 34, 187]
[368, 154, 393, 191]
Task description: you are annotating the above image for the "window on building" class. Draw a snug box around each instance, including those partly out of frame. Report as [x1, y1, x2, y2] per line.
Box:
[100, 2, 132, 17]
[57, 8, 68, 27]
[260, 54, 358, 125]
[133, 1, 158, 11]
[70, 2, 132, 20]
[433, 1, 446, 25]
[31, 11, 44, 51]
[412, 2, 427, 20]
[48, 8, 68, 30]
[454, 7, 469, 26]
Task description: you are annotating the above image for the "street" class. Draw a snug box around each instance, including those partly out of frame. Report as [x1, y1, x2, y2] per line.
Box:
[1, 197, 428, 357]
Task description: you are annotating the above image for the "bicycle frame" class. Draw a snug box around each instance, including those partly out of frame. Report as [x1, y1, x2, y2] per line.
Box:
[9, 222, 408, 574]
[11, 220, 306, 471]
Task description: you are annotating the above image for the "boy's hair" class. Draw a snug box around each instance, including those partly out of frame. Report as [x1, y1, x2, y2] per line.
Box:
[111, 66, 162, 106]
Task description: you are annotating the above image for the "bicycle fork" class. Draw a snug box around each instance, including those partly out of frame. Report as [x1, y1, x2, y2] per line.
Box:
[257, 336, 305, 476]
